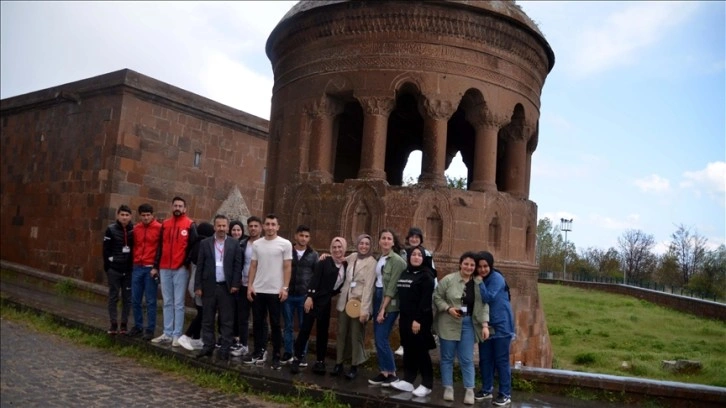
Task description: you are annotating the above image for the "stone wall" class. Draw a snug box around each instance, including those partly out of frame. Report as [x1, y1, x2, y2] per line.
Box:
[0, 69, 269, 283]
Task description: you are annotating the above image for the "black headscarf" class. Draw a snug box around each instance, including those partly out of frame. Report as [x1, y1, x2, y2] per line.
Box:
[406, 245, 428, 274]
[477, 251, 495, 269]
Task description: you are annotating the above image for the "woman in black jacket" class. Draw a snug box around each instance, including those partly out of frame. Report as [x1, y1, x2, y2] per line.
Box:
[391, 245, 437, 397]
[290, 237, 348, 375]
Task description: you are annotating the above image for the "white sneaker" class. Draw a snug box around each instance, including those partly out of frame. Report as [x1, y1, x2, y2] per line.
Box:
[394, 345, 404, 356]
[190, 338, 204, 350]
[412, 385, 432, 397]
[178, 335, 194, 351]
[231, 344, 248, 357]
[464, 388, 475, 405]
[391, 380, 414, 392]
[151, 334, 172, 344]
[443, 386, 454, 401]
[171, 337, 181, 347]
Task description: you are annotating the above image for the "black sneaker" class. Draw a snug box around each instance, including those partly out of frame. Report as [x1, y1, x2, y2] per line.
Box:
[126, 326, 143, 337]
[475, 390, 492, 401]
[243, 351, 265, 365]
[107, 323, 118, 335]
[281, 352, 293, 365]
[299, 359, 308, 367]
[119, 323, 128, 335]
[345, 365, 358, 380]
[312, 361, 326, 375]
[290, 359, 301, 374]
[271, 357, 281, 370]
[330, 363, 344, 376]
[368, 373, 387, 385]
[142, 331, 154, 341]
[382, 374, 399, 387]
[493, 395, 511, 406]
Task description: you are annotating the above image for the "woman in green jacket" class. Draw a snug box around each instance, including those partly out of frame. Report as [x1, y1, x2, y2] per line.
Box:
[434, 251, 490, 404]
[368, 229, 406, 386]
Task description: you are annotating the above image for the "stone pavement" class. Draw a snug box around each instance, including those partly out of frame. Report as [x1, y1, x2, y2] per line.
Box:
[2, 266, 723, 408]
[0, 318, 288, 408]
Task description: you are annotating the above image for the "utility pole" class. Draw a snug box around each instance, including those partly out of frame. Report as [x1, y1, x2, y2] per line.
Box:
[560, 218, 573, 280]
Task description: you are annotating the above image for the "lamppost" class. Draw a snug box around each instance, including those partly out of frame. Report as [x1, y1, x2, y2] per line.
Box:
[560, 218, 573, 280]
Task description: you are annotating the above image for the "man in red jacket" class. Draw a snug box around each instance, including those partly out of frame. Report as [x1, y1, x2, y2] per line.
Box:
[151, 197, 197, 347]
[128, 203, 162, 340]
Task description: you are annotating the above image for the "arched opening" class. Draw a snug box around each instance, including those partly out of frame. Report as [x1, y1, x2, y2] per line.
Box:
[445, 106, 475, 189]
[401, 150, 422, 185]
[333, 101, 363, 182]
[385, 85, 423, 186]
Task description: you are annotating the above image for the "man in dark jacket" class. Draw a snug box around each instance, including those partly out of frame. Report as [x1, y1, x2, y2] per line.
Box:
[194, 214, 242, 361]
[103, 205, 134, 335]
[282, 225, 319, 364]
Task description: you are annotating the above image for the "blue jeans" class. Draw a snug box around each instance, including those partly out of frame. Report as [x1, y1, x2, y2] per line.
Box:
[160, 267, 188, 338]
[439, 315, 475, 388]
[479, 336, 513, 397]
[373, 287, 398, 372]
[282, 294, 307, 356]
[131, 266, 158, 333]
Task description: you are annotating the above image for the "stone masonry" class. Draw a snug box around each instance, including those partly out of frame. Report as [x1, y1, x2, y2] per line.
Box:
[0, 69, 268, 283]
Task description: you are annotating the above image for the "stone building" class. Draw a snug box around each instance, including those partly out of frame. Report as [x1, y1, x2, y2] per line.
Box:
[0, 69, 268, 283]
[264, 0, 555, 366]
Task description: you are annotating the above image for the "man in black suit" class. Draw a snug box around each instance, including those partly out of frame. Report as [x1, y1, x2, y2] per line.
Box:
[194, 214, 242, 360]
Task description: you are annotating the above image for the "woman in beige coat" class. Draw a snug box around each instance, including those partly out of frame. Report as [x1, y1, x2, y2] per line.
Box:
[332, 234, 377, 379]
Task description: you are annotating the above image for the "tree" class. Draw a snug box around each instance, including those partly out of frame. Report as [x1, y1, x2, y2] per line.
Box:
[536, 217, 568, 276]
[445, 175, 467, 189]
[669, 224, 708, 285]
[617, 229, 656, 284]
[687, 245, 726, 300]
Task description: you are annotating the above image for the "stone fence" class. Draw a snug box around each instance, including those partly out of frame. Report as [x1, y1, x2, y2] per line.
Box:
[538, 279, 726, 322]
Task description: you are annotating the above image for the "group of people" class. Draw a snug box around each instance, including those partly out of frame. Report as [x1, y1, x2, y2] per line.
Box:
[102, 198, 514, 406]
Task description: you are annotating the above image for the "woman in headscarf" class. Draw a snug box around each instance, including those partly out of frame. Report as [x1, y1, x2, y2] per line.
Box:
[332, 234, 377, 379]
[290, 237, 348, 375]
[475, 251, 515, 407]
[433, 251, 490, 405]
[390, 246, 436, 396]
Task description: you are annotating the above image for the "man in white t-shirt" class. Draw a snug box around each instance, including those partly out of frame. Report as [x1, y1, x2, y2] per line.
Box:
[243, 214, 292, 369]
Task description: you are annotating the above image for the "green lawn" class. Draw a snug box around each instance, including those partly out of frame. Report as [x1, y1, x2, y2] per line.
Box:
[539, 283, 726, 387]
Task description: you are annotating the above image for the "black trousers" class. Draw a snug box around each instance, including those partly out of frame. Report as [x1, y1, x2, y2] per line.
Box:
[107, 268, 131, 325]
[201, 283, 235, 353]
[400, 315, 434, 389]
[237, 285, 267, 347]
[294, 298, 332, 362]
[252, 292, 282, 357]
[185, 305, 203, 339]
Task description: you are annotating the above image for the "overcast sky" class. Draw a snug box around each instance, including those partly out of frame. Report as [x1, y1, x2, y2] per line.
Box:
[2, 1, 724, 255]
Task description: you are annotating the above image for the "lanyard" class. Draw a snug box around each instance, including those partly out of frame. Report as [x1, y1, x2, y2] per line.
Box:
[215, 240, 225, 261]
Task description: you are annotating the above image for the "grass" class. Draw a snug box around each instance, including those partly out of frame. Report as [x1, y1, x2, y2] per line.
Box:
[539, 283, 726, 387]
[0, 303, 350, 408]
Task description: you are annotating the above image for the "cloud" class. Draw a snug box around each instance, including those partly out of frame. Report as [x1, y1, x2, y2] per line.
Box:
[200, 52, 273, 119]
[590, 213, 641, 230]
[571, 2, 698, 77]
[633, 174, 671, 193]
[680, 161, 726, 205]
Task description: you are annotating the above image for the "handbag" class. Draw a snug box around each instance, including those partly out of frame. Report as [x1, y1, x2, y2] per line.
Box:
[344, 259, 361, 318]
[345, 298, 361, 318]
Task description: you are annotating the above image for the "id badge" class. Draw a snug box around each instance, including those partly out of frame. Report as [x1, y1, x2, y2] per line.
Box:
[350, 281, 357, 288]
[216, 261, 223, 267]
[122, 246, 130, 253]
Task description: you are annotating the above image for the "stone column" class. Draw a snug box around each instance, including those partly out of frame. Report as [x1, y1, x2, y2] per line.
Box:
[418, 98, 457, 186]
[467, 109, 502, 192]
[357, 96, 395, 180]
[503, 126, 529, 199]
[308, 98, 342, 183]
